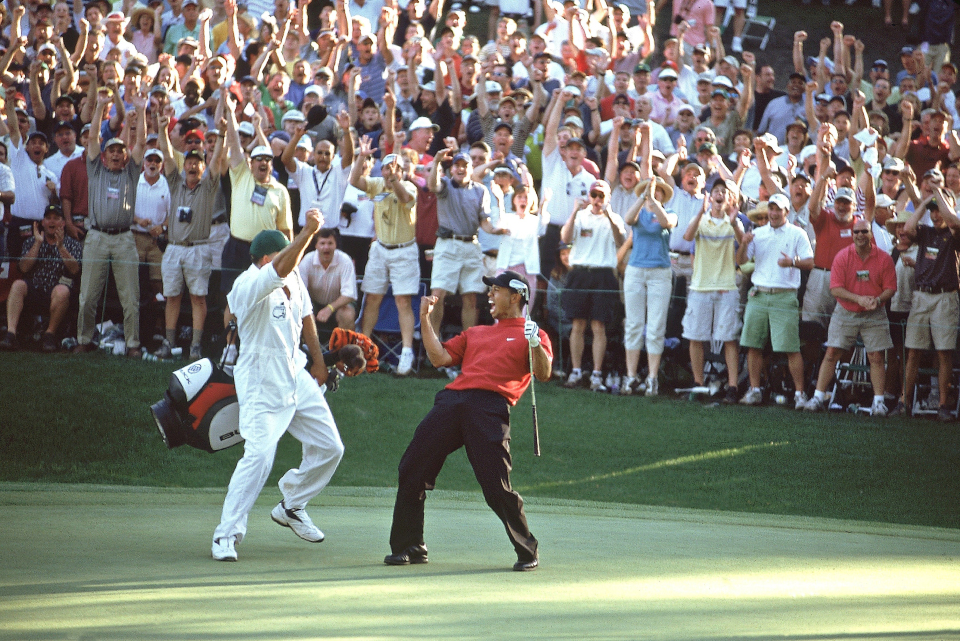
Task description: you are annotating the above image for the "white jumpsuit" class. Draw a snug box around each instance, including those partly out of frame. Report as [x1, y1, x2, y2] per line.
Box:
[213, 262, 345, 545]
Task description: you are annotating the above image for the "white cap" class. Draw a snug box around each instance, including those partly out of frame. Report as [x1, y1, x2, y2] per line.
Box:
[768, 193, 790, 210]
[238, 121, 256, 137]
[250, 145, 273, 159]
[563, 85, 582, 97]
[409, 116, 440, 132]
[420, 81, 437, 92]
[281, 109, 305, 123]
[712, 76, 734, 89]
[485, 80, 503, 93]
[658, 68, 678, 80]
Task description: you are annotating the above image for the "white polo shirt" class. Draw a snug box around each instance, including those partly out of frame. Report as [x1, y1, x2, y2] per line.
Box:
[291, 158, 351, 230]
[10, 143, 59, 221]
[45, 145, 84, 182]
[134, 173, 171, 232]
[298, 248, 358, 307]
[569, 208, 626, 269]
[542, 148, 595, 225]
[665, 187, 705, 253]
[746, 221, 814, 290]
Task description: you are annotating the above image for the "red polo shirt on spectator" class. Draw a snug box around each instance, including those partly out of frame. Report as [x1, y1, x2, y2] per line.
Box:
[830, 243, 897, 312]
[59, 152, 89, 219]
[906, 135, 951, 177]
[812, 209, 856, 269]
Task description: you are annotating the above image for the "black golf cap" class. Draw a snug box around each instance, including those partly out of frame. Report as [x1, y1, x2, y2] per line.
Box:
[483, 270, 529, 301]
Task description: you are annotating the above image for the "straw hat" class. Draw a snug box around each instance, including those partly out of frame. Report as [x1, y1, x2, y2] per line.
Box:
[746, 201, 769, 224]
[635, 176, 673, 203]
[885, 209, 911, 234]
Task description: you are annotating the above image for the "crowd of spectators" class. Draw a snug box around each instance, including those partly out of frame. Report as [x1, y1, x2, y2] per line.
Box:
[0, 0, 958, 417]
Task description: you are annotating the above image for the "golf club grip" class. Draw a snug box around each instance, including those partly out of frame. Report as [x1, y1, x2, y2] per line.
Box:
[532, 405, 540, 456]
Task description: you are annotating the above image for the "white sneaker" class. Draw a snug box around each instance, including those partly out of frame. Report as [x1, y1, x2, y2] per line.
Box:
[396, 349, 414, 376]
[871, 399, 888, 417]
[794, 391, 809, 411]
[621, 376, 637, 395]
[154, 339, 172, 359]
[644, 376, 659, 397]
[212, 536, 238, 561]
[803, 395, 826, 412]
[739, 388, 763, 405]
[589, 372, 607, 392]
[271, 501, 325, 542]
[564, 370, 582, 388]
[731, 36, 743, 53]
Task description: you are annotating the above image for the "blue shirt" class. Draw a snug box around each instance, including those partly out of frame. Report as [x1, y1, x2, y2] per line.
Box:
[628, 208, 671, 269]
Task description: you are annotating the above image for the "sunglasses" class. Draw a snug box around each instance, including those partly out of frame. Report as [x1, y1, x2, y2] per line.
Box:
[589, 191, 605, 199]
[852, 229, 870, 234]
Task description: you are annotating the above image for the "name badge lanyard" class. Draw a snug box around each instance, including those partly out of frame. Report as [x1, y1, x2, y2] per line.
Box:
[312, 168, 332, 205]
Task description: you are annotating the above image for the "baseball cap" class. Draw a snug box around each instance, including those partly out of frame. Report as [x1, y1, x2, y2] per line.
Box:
[883, 157, 904, 172]
[409, 116, 440, 132]
[485, 80, 503, 94]
[304, 86, 323, 98]
[768, 193, 790, 209]
[815, 92, 830, 104]
[104, 137, 126, 148]
[698, 142, 718, 155]
[658, 68, 678, 80]
[900, 45, 915, 55]
[493, 121, 514, 134]
[482, 270, 529, 301]
[451, 152, 471, 164]
[564, 137, 587, 148]
[564, 115, 584, 128]
[875, 194, 896, 208]
[590, 179, 611, 194]
[281, 109, 306, 123]
[873, 59, 888, 68]
[381, 153, 401, 166]
[144, 148, 163, 161]
[184, 129, 204, 142]
[27, 131, 48, 143]
[250, 145, 273, 159]
[238, 121, 256, 137]
[722, 55, 739, 67]
[250, 229, 289, 260]
[420, 80, 437, 92]
[634, 63, 651, 74]
[677, 104, 696, 115]
[834, 187, 856, 202]
[712, 76, 734, 89]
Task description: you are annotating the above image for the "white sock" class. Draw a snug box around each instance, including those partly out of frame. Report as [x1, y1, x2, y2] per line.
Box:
[874, 395, 885, 404]
[813, 390, 826, 401]
[401, 347, 413, 356]
[592, 370, 602, 377]
[572, 368, 581, 376]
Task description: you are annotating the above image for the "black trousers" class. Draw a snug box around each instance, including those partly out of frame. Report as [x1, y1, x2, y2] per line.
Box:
[389, 388, 538, 562]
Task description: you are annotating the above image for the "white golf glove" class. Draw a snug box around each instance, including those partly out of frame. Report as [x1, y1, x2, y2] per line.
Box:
[524, 319, 540, 348]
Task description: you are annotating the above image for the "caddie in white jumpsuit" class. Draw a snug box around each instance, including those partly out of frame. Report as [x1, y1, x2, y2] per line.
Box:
[212, 210, 344, 562]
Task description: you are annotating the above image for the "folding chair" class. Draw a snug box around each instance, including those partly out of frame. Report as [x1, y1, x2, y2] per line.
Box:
[912, 365, 960, 418]
[722, 0, 776, 51]
[828, 341, 874, 413]
[357, 282, 427, 373]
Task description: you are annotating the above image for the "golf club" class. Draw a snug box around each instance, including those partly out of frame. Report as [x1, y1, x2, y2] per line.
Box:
[511, 278, 540, 457]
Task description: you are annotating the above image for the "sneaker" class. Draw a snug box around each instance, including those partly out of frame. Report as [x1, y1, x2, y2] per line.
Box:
[909, 1, 919, 13]
[739, 388, 763, 405]
[41, 332, 59, 353]
[621, 376, 637, 395]
[794, 391, 809, 410]
[644, 376, 658, 397]
[396, 349, 414, 376]
[0, 331, 16, 351]
[938, 406, 953, 423]
[189, 344, 202, 361]
[212, 536, 238, 561]
[723, 385, 738, 404]
[564, 370, 582, 388]
[589, 372, 607, 392]
[154, 339, 172, 359]
[871, 399, 888, 417]
[731, 36, 743, 53]
[891, 400, 910, 417]
[271, 501, 325, 542]
[803, 395, 826, 412]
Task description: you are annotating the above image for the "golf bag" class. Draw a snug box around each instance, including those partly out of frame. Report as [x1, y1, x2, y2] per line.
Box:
[150, 358, 242, 453]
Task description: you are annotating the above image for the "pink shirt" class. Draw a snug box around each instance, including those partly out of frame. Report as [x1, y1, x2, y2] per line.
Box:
[669, 0, 715, 46]
[830, 243, 897, 313]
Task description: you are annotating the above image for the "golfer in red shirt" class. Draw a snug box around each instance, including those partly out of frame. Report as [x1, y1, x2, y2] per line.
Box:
[384, 271, 552, 571]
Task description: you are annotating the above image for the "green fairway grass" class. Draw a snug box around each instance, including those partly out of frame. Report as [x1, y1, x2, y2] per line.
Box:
[2, 351, 958, 529]
[1, 484, 958, 641]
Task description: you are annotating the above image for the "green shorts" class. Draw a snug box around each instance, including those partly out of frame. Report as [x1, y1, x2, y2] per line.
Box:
[740, 289, 801, 353]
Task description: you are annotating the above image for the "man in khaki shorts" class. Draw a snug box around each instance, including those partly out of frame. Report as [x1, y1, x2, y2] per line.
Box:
[427, 139, 508, 338]
[897, 189, 960, 420]
[736, 193, 814, 409]
[350, 144, 420, 376]
[803, 219, 897, 417]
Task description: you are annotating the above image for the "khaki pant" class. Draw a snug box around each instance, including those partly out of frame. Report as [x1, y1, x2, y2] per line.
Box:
[133, 231, 163, 281]
[77, 229, 141, 347]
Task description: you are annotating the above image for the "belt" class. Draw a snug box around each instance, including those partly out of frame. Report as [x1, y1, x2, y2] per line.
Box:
[672, 250, 692, 256]
[754, 286, 796, 294]
[573, 265, 613, 272]
[170, 240, 203, 247]
[451, 234, 477, 242]
[132, 229, 152, 235]
[483, 249, 498, 258]
[212, 214, 227, 224]
[813, 266, 830, 271]
[917, 286, 958, 294]
[91, 226, 131, 235]
[378, 239, 416, 250]
[229, 235, 252, 245]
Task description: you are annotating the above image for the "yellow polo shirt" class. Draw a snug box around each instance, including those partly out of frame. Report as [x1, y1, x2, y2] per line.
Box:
[364, 177, 417, 245]
[229, 162, 293, 242]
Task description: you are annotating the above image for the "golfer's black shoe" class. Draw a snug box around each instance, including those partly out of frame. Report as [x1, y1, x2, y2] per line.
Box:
[384, 544, 429, 565]
[513, 555, 539, 572]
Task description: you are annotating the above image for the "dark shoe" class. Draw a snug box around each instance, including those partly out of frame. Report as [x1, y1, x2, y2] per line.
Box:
[0, 331, 17, 351]
[72, 342, 96, 354]
[384, 544, 429, 565]
[938, 405, 953, 423]
[127, 346, 142, 358]
[513, 555, 539, 572]
[722, 385, 738, 404]
[892, 400, 911, 418]
[41, 332, 58, 353]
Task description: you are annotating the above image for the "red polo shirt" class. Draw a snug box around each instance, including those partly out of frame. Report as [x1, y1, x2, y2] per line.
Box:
[812, 209, 856, 269]
[443, 317, 553, 405]
[830, 243, 897, 312]
[59, 153, 89, 217]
